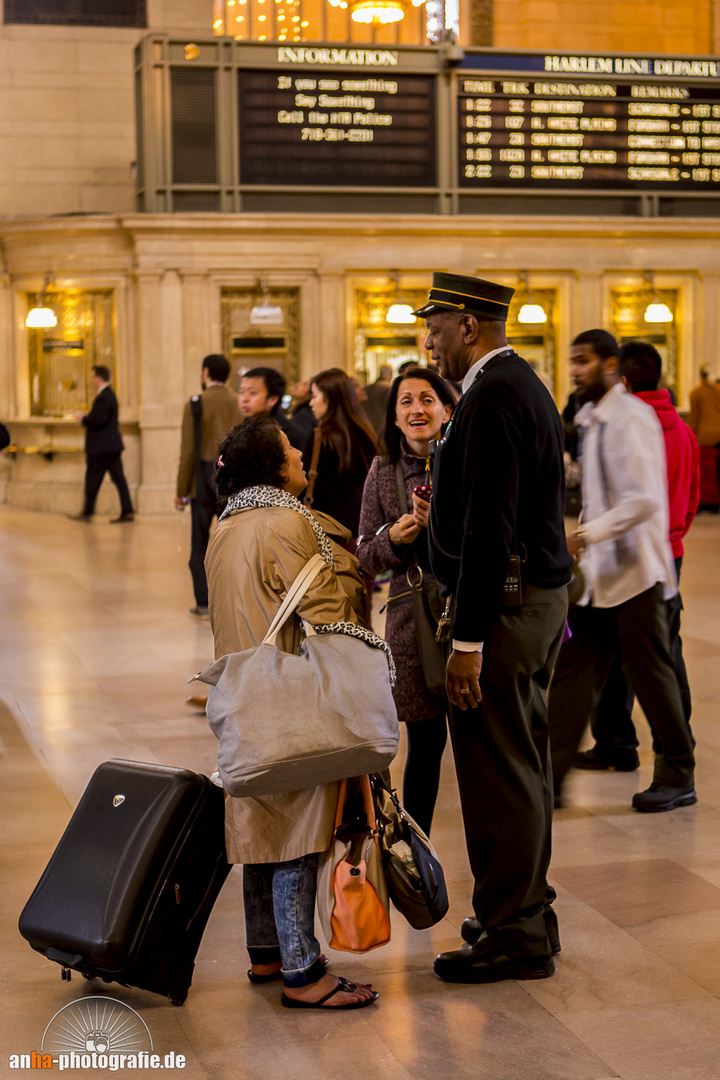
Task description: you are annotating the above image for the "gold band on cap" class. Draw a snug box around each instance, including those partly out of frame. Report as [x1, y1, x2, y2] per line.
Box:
[424, 291, 465, 310]
[430, 287, 509, 309]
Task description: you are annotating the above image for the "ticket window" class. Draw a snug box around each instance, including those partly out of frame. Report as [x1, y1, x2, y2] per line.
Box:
[506, 288, 558, 402]
[220, 287, 300, 392]
[609, 287, 679, 398]
[353, 285, 429, 384]
[26, 289, 116, 418]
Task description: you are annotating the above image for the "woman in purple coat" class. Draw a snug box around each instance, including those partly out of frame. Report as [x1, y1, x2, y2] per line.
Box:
[358, 367, 454, 834]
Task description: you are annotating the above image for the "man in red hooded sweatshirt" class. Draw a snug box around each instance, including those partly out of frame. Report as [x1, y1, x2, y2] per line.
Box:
[576, 340, 700, 772]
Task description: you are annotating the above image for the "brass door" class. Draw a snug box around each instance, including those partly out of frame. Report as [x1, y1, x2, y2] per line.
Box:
[221, 287, 300, 393]
[27, 289, 116, 418]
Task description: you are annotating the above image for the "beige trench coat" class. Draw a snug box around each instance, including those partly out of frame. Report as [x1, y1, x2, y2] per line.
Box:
[205, 504, 361, 864]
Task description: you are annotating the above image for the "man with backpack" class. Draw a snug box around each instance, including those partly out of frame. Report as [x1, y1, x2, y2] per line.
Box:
[175, 355, 241, 617]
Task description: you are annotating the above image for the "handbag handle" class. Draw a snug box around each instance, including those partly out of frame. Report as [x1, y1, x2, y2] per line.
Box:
[302, 427, 322, 508]
[262, 553, 326, 646]
[331, 776, 379, 835]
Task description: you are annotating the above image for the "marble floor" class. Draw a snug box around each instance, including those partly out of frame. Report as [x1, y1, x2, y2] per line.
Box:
[1, 505, 719, 1080]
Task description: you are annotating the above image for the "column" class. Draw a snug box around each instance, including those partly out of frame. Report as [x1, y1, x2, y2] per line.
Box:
[467, 0, 494, 45]
[573, 271, 604, 337]
[699, 273, 720, 388]
[134, 268, 185, 513]
[180, 272, 214, 403]
[310, 271, 346, 376]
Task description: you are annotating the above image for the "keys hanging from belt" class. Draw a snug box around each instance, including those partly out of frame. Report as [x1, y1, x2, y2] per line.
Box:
[435, 596, 452, 644]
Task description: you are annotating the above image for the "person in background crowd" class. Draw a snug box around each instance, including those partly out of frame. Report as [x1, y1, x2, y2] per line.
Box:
[206, 414, 378, 1011]
[69, 365, 134, 524]
[175, 354, 242, 618]
[689, 365, 720, 489]
[575, 339, 700, 771]
[562, 389, 583, 517]
[287, 380, 316, 447]
[418, 272, 571, 985]
[303, 368, 378, 539]
[363, 364, 393, 437]
[239, 366, 304, 449]
[358, 366, 454, 835]
[549, 330, 696, 813]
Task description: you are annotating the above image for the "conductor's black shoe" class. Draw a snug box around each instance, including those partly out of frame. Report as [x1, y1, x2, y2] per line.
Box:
[575, 746, 640, 771]
[460, 917, 480, 945]
[67, 513, 92, 522]
[461, 917, 561, 956]
[110, 513, 134, 523]
[434, 943, 554, 984]
[632, 784, 697, 812]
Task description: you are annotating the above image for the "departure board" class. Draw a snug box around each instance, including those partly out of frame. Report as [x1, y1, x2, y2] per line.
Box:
[457, 77, 720, 190]
[238, 69, 436, 186]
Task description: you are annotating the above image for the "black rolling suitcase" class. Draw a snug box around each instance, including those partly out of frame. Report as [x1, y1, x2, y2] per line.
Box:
[19, 759, 231, 1005]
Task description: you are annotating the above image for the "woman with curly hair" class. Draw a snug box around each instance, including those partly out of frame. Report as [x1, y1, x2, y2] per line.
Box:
[205, 414, 384, 1010]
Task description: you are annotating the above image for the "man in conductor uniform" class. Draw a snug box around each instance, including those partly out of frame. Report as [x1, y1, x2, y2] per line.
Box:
[415, 273, 572, 983]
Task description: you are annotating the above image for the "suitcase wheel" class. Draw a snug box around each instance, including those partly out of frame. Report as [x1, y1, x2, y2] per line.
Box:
[81, 973, 96, 981]
[60, 967, 72, 982]
[169, 990, 188, 1007]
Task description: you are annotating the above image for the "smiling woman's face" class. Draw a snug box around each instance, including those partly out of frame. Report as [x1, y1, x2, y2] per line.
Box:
[395, 378, 452, 450]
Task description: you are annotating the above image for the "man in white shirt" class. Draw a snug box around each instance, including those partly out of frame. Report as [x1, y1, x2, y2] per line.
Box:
[549, 329, 696, 812]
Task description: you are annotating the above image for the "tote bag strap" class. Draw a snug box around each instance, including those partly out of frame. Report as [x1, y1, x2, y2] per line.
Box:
[262, 553, 326, 646]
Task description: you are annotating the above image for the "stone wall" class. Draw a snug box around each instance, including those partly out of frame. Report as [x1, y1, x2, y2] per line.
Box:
[491, 0, 716, 56]
[0, 1, 211, 217]
[1, 212, 719, 513]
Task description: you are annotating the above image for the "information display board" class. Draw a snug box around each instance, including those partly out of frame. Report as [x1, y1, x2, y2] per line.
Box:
[457, 71, 720, 191]
[238, 69, 436, 186]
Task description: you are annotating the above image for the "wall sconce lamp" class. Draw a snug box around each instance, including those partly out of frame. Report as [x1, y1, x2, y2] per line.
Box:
[516, 272, 547, 325]
[643, 273, 673, 323]
[26, 274, 57, 329]
[386, 272, 416, 325]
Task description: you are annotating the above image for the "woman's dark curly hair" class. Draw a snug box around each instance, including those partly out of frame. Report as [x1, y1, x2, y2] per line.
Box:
[383, 366, 456, 464]
[214, 415, 287, 497]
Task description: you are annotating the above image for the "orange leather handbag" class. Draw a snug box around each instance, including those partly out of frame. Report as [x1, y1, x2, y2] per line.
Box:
[317, 777, 391, 953]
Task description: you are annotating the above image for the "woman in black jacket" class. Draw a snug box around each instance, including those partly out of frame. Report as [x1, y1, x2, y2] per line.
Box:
[302, 368, 378, 540]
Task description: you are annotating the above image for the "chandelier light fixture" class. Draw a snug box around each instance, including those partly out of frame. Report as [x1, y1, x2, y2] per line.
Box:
[26, 274, 57, 329]
[328, 0, 424, 25]
[643, 273, 673, 323]
[386, 272, 416, 325]
[516, 272, 547, 325]
[250, 275, 284, 326]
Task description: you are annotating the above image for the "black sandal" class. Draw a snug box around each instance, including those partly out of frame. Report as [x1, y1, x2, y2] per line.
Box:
[281, 977, 379, 1010]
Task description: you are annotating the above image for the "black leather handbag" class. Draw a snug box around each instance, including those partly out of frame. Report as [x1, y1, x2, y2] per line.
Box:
[369, 773, 449, 930]
[393, 462, 448, 698]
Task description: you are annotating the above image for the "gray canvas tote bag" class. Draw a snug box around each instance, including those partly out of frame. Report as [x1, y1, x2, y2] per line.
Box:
[192, 555, 398, 797]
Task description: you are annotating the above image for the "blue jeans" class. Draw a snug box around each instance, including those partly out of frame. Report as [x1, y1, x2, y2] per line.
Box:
[243, 854, 326, 988]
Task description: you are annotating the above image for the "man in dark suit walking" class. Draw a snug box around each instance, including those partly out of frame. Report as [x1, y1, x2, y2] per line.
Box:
[415, 272, 572, 984]
[70, 365, 134, 523]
